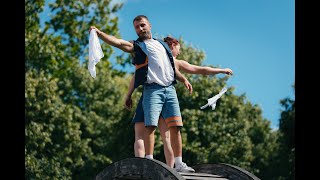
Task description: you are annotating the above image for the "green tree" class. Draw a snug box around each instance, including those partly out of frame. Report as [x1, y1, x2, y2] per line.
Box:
[272, 84, 295, 180]
[26, 70, 72, 179]
[25, 0, 136, 179]
[280, 87, 295, 179]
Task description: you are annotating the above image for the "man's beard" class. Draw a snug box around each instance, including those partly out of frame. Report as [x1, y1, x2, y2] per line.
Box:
[138, 31, 151, 40]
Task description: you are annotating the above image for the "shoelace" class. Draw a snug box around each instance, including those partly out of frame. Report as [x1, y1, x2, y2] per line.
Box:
[180, 162, 188, 168]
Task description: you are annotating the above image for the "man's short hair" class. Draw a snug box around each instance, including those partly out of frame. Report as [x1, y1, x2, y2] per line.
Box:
[133, 15, 149, 23]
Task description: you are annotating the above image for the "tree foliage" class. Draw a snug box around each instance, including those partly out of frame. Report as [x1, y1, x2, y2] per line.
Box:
[25, 0, 135, 179]
[269, 85, 295, 180]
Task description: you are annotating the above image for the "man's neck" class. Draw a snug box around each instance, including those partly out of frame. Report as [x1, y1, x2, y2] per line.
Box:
[139, 35, 152, 41]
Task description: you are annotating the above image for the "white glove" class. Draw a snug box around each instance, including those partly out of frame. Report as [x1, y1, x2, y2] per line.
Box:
[88, 29, 104, 78]
[200, 87, 228, 110]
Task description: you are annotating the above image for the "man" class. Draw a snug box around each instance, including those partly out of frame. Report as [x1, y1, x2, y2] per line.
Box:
[125, 36, 233, 168]
[89, 15, 194, 172]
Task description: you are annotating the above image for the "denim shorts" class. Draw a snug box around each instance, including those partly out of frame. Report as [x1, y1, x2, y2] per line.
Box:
[132, 95, 166, 124]
[142, 83, 183, 127]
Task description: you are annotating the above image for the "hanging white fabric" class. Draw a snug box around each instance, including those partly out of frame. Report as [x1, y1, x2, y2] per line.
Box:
[200, 87, 228, 110]
[88, 29, 104, 78]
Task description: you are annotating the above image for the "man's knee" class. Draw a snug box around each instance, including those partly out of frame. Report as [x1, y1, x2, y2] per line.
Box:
[135, 139, 144, 148]
[145, 126, 156, 134]
[135, 123, 146, 140]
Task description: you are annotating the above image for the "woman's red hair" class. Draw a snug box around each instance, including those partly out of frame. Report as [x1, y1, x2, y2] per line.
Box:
[164, 36, 179, 48]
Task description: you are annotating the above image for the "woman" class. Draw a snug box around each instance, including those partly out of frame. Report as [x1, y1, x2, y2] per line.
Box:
[125, 36, 233, 169]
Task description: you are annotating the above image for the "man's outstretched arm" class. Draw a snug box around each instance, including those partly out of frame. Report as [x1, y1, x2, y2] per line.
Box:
[89, 26, 134, 53]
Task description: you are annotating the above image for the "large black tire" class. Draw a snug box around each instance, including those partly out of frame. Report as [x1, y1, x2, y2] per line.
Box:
[192, 163, 261, 180]
[95, 157, 184, 180]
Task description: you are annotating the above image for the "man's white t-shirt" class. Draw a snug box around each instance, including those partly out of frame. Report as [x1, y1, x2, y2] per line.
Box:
[144, 39, 174, 86]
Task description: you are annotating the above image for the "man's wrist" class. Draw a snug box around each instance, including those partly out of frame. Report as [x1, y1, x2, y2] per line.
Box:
[96, 29, 102, 36]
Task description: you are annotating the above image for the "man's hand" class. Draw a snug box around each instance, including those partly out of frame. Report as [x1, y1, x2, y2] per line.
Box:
[183, 79, 193, 94]
[124, 95, 133, 111]
[89, 26, 101, 35]
[223, 68, 233, 75]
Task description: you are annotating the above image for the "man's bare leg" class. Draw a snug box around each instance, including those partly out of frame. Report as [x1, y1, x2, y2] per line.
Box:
[159, 118, 174, 167]
[134, 122, 146, 157]
[144, 126, 156, 159]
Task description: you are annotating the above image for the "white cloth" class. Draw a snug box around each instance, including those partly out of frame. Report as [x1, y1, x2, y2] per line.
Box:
[88, 29, 104, 78]
[144, 39, 174, 86]
[200, 87, 228, 110]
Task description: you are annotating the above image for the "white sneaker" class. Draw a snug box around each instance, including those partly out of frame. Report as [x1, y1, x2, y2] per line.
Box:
[175, 162, 195, 173]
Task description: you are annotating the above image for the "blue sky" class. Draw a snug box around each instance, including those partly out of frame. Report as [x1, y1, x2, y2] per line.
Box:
[40, 0, 295, 129]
